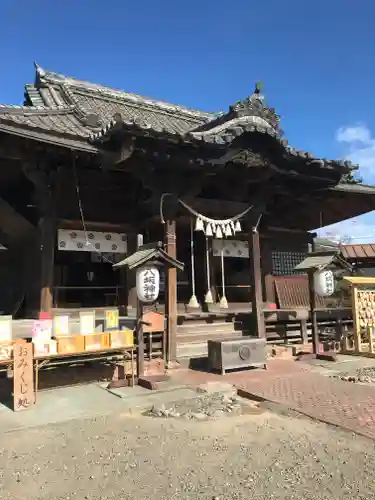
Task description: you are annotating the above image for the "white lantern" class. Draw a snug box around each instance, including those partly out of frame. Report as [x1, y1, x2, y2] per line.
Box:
[314, 269, 335, 297]
[136, 265, 160, 303]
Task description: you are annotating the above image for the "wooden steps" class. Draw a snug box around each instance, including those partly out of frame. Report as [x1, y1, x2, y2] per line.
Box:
[177, 317, 240, 359]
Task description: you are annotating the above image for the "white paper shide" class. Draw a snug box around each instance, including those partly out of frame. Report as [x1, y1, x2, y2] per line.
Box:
[314, 269, 335, 297]
[136, 266, 160, 303]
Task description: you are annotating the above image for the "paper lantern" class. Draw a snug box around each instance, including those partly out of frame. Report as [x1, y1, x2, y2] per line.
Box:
[136, 265, 160, 303]
[314, 269, 335, 297]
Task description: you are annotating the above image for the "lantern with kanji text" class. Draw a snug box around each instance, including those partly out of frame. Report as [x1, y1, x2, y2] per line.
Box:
[136, 265, 160, 303]
[314, 269, 335, 297]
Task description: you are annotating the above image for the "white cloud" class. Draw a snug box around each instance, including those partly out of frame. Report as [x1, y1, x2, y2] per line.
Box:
[316, 126, 375, 243]
[336, 124, 375, 179]
[336, 125, 372, 144]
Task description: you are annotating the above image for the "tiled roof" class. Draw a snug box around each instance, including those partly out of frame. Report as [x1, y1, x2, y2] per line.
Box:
[0, 104, 98, 152]
[0, 63, 363, 174]
[0, 63, 215, 150]
[341, 244, 375, 261]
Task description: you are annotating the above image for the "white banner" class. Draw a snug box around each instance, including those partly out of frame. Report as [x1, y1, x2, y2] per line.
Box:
[212, 239, 249, 258]
[58, 229, 127, 254]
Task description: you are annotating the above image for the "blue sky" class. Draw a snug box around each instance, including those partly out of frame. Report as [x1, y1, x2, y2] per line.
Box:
[1, 0, 375, 241]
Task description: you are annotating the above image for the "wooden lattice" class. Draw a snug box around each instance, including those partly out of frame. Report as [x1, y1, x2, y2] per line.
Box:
[356, 290, 375, 328]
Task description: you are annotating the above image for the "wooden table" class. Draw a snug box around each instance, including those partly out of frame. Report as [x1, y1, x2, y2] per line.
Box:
[33, 346, 136, 396]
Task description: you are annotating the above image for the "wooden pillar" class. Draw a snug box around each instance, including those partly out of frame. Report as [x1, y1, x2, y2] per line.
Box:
[125, 233, 139, 312]
[164, 219, 177, 364]
[39, 210, 56, 314]
[261, 236, 275, 304]
[23, 161, 57, 317]
[308, 238, 319, 354]
[248, 227, 265, 338]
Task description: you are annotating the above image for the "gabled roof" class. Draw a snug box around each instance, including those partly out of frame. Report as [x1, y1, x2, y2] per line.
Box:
[0, 63, 214, 152]
[113, 241, 184, 271]
[294, 251, 351, 272]
[29, 63, 212, 133]
[0, 63, 361, 177]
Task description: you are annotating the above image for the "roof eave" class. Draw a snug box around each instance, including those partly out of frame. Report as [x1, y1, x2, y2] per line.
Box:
[0, 122, 99, 153]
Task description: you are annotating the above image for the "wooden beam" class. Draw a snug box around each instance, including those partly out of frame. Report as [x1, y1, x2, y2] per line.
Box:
[58, 219, 130, 232]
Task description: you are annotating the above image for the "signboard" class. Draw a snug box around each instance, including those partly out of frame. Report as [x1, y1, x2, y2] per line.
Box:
[79, 311, 96, 335]
[32, 320, 52, 343]
[53, 315, 70, 337]
[0, 315, 12, 342]
[13, 340, 35, 411]
[142, 311, 165, 333]
[105, 309, 119, 331]
[212, 239, 249, 258]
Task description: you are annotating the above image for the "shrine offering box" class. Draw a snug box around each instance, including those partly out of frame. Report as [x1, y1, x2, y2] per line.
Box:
[83, 333, 109, 351]
[109, 330, 134, 348]
[56, 335, 85, 354]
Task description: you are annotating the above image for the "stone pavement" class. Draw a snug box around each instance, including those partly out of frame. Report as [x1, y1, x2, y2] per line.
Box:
[172, 358, 375, 440]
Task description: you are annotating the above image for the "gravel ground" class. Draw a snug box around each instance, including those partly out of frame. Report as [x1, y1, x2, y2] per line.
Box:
[1, 408, 375, 500]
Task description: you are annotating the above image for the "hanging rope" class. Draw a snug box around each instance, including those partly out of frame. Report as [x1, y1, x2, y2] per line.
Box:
[72, 155, 119, 265]
[187, 219, 199, 308]
[159, 193, 173, 225]
[205, 236, 213, 304]
[159, 194, 252, 238]
[219, 247, 228, 309]
[178, 199, 253, 225]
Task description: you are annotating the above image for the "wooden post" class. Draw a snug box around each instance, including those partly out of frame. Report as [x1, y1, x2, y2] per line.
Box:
[352, 285, 361, 353]
[308, 238, 319, 355]
[308, 270, 319, 354]
[136, 301, 145, 377]
[165, 219, 177, 365]
[135, 234, 145, 376]
[248, 227, 265, 338]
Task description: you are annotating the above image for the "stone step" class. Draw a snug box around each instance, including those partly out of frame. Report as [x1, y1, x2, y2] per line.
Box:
[177, 330, 240, 345]
[177, 328, 237, 339]
[178, 320, 236, 329]
[177, 342, 209, 359]
[178, 321, 238, 333]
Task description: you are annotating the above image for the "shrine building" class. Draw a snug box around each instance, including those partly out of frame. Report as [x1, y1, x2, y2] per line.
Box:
[0, 63, 375, 362]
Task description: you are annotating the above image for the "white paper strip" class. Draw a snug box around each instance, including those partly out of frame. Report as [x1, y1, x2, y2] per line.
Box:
[58, 230, 127, 254]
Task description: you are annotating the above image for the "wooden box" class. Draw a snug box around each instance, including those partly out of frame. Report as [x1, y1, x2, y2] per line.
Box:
[109, 330, 134, 348]
[0, 341, 13, 361]
[33, 339, 58, 357]
[83, 333, 109, 351]
[56, 335, 85, 355]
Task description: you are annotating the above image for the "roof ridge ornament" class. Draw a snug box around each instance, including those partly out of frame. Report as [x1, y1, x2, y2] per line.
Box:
[229, 81, 280, 131]
[33, 61, 46, 78]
